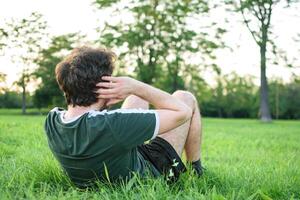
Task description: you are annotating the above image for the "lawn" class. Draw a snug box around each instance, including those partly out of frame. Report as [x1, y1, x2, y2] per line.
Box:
[0, 111, 299, 199]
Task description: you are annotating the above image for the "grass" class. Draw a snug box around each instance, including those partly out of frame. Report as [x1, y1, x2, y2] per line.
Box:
[0, 111, 299, 199]
[0, 108, 51, 116]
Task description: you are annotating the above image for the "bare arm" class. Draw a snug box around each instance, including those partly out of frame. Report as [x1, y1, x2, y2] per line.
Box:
[97, 76, 192, 134]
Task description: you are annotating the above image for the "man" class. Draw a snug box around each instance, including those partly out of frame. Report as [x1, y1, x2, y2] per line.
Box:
[44, 46, 204, 188]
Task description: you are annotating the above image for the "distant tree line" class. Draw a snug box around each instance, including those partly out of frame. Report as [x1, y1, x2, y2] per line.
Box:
[200, 74, 300, 119]
[1, 69, 299, 119]
[0, 91, 34, 109]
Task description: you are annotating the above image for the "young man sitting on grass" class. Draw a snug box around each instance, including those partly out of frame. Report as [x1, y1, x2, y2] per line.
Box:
[45, 46, 204, 188]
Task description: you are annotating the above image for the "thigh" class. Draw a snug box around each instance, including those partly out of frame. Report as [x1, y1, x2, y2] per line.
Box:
[158, 119, 191, 157]
[157, 90, 195, 157]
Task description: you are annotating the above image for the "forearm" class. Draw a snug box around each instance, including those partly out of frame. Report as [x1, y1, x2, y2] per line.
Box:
[134, 81, 192, 115]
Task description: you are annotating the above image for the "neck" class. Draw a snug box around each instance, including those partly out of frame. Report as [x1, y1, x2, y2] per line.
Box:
[65, 102, 105, 119]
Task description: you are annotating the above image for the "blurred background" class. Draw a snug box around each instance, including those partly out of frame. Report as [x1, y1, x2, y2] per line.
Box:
[0, 0, 299, 120]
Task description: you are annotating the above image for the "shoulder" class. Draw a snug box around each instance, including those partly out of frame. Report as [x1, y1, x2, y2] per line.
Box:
[44, 107, 63, 135]
[88, 108, 157, 116]
[90, 108, 158, 128]
[45, 107, 68, 129]
[87, 108, 158, 125]
[46, 107, 65, 120]
[49, 107, 64, 114]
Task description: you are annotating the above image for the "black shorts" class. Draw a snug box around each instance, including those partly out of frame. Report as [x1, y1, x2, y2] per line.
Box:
[138, 137, 186, 182]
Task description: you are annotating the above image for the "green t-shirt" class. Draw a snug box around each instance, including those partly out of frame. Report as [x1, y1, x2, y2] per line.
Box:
[44, 107, 160, 187]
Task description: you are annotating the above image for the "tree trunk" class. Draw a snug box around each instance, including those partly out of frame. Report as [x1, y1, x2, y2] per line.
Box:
[275, 82, 279, 119]
[147, 48, 156, 85]
[172, 56, 179, 92]
[172, 70, 178, 92]
[259, 36, 272, 122]
[22, 83, 26, 115]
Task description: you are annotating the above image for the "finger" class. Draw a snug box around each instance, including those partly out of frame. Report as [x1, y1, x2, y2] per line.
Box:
[102, 76, 118, 82]
[96, 82, 117, 88]
[97, 88, 118, 95]
[98, 94, 118, 99]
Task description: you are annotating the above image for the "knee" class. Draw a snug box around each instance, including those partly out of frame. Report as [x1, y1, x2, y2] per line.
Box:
[172, 90, 197, 109]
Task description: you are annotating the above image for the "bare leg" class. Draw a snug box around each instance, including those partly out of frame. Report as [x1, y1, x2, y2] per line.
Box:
[184, 99, 202, 162]
[121, 92, 202, 162]
[158, 91, 202, 162]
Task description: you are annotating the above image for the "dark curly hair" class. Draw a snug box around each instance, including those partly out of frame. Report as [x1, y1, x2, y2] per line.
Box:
[55, 46, 115, 107]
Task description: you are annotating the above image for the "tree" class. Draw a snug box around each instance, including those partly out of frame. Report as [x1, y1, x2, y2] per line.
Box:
[94, 0, 224, 92]
[0, 73, 7, 93]
[225, 0, 299, 122]
[0, 27, 8, 53]
[1, 12, 47, 114]
[33, 34, 79, 108]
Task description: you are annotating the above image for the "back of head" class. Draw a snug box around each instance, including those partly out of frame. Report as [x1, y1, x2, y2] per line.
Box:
[55, 46, 115, 107]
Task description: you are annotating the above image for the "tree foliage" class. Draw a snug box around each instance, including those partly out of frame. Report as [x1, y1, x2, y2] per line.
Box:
[33, 34, 79, 108]
[199, 73, 300, 119]
[0, 73, 7, 94]
[202, 73, 258, 118]
[94, 0, 224, 92]
[268, 76, 300, 119]
[0, 27, 8, 52]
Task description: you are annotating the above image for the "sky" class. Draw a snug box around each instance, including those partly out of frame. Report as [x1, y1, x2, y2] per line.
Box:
[0, 0, 300, 91]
